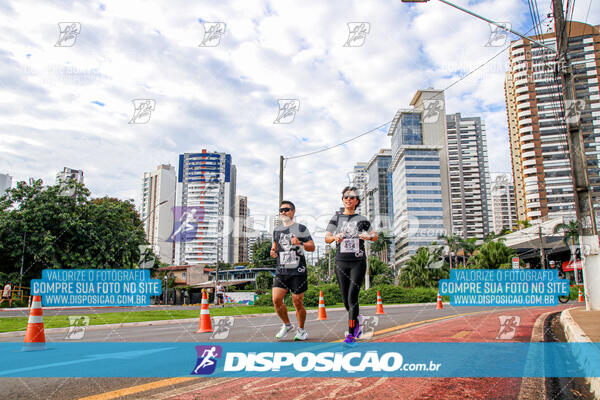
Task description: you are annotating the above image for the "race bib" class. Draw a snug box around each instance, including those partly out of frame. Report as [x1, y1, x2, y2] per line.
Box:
[279, 251, 298, 265]
[340, 238, 359, 253]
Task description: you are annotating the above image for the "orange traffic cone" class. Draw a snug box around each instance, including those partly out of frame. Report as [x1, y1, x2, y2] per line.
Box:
[578, 287, 584, 303]
[376, 291, 385, 314]
[436, 291, 443, 309]
[196, 290, 213, 333]
[23, 295, 45, 350]
[317, 291, 327, 320]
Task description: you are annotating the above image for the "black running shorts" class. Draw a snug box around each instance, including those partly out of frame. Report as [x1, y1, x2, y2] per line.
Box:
[273, 274, 308, 295]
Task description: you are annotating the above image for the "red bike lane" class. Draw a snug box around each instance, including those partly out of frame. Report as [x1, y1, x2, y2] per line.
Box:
[169, 306, 569, 400]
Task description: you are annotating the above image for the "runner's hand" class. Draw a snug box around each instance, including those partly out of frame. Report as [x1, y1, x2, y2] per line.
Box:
[291, 235, 301, 246]
[359, 232, 372, 241]
[335, 233, 344, 243]
[270, 248, 277, 258]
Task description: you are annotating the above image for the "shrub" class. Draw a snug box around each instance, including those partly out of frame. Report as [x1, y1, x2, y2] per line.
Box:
[359, 285, 437, 304]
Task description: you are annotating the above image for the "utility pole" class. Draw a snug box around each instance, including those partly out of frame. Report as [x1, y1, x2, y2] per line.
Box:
[553, 0, 600, 310]
[279, 155, 284, 206]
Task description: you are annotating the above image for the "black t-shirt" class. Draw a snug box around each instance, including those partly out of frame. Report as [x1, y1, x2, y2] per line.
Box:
[326, 213, 372, 261]
[273, 222, 313, 276]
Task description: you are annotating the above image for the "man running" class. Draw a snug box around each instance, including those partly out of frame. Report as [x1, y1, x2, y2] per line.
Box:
[271, 200, 315, 341]
[325, 187, 377, 346]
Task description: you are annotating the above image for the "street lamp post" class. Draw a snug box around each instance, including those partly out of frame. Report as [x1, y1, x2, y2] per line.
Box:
[163, 275, 168, 305]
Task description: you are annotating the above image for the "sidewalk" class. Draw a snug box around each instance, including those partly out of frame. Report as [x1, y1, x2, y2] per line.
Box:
[560, 306, 600, 398]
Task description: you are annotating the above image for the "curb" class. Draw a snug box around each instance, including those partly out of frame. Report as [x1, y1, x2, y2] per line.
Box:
[517, 310, 555, 400]
[560, 307, 600, 398]
[0, 303, 440, 338]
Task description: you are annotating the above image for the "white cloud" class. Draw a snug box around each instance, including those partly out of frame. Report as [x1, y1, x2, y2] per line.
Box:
[2, 0, 596, 243]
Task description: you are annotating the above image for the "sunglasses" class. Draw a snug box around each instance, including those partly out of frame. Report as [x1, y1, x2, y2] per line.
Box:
[279, 207, 293, 213]
[343, 195, 358, 200]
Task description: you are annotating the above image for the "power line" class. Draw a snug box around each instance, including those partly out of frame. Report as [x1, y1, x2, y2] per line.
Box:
[285, 17, 550, 162]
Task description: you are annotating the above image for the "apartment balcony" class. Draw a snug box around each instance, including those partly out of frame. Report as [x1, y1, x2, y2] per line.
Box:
[523, 158, 537, 167]
[520, 126, 533, 133]
[522, 150, 536, 158]
[518, 109, 532, 118]
[517, 101, 530, 110]
[516, 94, 530, 102]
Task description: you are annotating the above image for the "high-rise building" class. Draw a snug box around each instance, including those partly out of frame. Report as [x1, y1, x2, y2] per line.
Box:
[174, 150, 236, 265]
[446, 113, 493, 239]
[491, 174, 517, 234]
[0, 174, 12, 194]
[349, 162, 369, 216]
[505, 71, 528, 222]
[388, 89, 452, 267]
[505, 21, 600, 227]
[366, 149, 393, 232]
[141, 164, 176, 264]
[233, 195, 249, 264]
[56, 167, 84, 185]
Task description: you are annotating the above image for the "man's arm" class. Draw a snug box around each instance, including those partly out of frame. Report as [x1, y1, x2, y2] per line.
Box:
[270, 241, 278, 258]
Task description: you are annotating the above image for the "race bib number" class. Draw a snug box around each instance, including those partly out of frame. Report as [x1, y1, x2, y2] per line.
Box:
[279, 251, 298, 265]
[340, 239, 359, 253]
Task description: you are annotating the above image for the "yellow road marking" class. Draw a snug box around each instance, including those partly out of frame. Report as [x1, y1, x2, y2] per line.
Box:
[78, 377, 198, 400]
[451, 330, 472, 339]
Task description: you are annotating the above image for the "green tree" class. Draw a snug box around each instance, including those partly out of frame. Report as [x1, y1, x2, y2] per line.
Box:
[249, 240, 274, 268]
[0, 179, 152, 284]
[438, 234, 460, 269]
[371, 231, 391, 263]
[459, 237, 478, 268]
[398, 247, 449, 288]
[553, 220, 579, 246]
[255, 271, 273, 294]
[467, 240, 515, 269]
[514, 219, 531, 230]
[368, 256, 394, 286]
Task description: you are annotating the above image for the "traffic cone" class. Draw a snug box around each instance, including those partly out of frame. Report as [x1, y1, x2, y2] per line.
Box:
[578, 287, 584, 303]
[436, 291, 443, 309]
[23, 295, 45, 351]
[376, 291, 385, 314]
[196, 290, 213, 333]
[317, 291, 327, 320]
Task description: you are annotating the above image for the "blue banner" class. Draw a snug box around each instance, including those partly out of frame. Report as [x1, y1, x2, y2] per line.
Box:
[31, 269, 162, 307]
[0, 342, 598, 378]
[439, 269, 570, 306]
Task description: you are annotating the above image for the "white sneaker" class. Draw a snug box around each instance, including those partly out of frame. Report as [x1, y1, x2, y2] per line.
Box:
[294, 328, 308, 341]
[275, 324, 294, 340]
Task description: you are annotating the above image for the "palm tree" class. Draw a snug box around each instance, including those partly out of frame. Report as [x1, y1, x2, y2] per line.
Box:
[459, 237, 478, 268]
[553, 221, 580, 247]
[514, 219, 531, 231]
[468, 241, 516, 269]
[398, 247, 448, 288]
[371, 231, 391, 263]
[438, 233, 460, 269]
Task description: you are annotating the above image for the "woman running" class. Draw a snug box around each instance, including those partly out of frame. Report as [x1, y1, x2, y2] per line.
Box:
[325, 186, 378, 345]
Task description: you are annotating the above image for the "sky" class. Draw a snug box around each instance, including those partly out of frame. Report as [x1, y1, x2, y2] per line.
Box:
[1, 0, 598, 241]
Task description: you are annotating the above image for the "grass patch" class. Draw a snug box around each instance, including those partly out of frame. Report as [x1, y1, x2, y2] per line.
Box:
[0, 303, 351, 333]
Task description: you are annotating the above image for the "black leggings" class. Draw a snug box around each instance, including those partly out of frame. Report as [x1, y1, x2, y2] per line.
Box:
[335, 259, 367, 334]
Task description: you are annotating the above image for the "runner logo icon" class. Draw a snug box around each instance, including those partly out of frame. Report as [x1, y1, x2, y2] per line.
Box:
[191, 345, 222, 375]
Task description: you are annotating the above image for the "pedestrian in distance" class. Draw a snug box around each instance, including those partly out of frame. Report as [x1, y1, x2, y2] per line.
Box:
[216, 281, 224, 306]
[325, 187, 377, 346]
[270, 200, 315, 341]
[0, 281, 12, 308]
